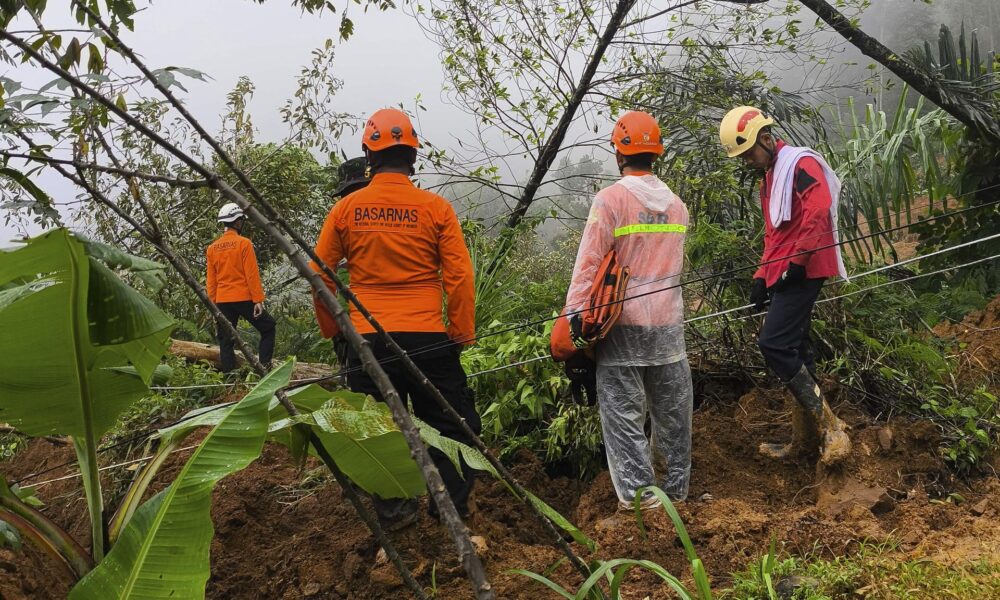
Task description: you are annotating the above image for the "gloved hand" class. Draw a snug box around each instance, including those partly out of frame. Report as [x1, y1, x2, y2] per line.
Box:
[569, 314, 588, 349]
[773, 262, 807, 292]
[749, 277, 768, 311]
[564, 353, 597, 406]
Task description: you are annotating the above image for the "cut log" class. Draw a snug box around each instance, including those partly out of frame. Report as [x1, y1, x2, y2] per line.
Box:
[168, 339, 337, 384]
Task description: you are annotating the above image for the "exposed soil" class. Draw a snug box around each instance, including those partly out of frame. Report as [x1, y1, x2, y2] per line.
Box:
[935, 294, 1000, 384]
[3, 376, 1000, 599]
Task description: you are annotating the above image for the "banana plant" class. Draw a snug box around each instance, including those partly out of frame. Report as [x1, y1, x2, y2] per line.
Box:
[133, 384, 595, 553]
[69, 360, 294, 598]
[0, 228, 174, 561]
[109, 383, 428, 542]
[0, 251, 302, 600]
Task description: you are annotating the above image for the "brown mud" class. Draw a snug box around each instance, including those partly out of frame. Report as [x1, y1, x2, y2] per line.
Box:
[935, 293, 1000, 383]
[3, 376, 1000, 600]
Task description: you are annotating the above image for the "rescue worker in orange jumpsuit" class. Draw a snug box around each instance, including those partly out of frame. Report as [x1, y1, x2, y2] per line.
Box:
[720, 106, 851, 466]
[331, 156, 371, 199]
[313, 108, 479, 530]
[566, 111, 693, 510]
[206, 203, 276, 372]
[327, 156, 371, 367]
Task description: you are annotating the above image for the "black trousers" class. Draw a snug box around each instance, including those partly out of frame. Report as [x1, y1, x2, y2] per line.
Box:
[216, 301, 276, 372]
[758, 278, 824, 383]
[346, 332, 481, 521]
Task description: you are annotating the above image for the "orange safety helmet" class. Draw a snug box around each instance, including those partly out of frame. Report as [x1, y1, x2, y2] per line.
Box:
[362, 108, 420, 152]
[611, 111, 664, 156]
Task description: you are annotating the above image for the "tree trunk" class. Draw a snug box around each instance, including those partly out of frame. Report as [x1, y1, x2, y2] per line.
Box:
[796, 0, 1000, 145]
[167, 339, 336, 384]
[503, 0, 637, 231]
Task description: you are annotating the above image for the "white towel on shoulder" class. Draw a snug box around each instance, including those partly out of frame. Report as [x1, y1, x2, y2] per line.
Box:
[770, 145, 849, 281]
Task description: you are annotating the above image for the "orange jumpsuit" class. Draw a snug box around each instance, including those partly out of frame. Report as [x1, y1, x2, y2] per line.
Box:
[206, 228, 274, 371]
[313, 172, 475, 342]
[206, 229, 265, 304]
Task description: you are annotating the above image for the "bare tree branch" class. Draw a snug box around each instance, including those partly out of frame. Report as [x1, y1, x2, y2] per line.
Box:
[0, 152, 210, 188]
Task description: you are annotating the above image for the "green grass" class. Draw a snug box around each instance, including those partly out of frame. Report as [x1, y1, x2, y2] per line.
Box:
[105, 356, 231, 444]
[0, 432, 26, 462]
[725, 541, 1000, 599]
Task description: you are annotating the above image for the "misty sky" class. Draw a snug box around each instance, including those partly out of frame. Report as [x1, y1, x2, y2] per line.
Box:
[1, 0, 475, 241]
[0, 0, 985, 243]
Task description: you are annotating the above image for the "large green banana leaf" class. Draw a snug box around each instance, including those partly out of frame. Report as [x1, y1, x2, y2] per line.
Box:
[0, 228, 174, 438]
[153, 384, 424, 499]
[270, 387, 426, 499]
[0, 228, 174, 561]
[69, 360, 294, 599]
[111, 385, 405, 537]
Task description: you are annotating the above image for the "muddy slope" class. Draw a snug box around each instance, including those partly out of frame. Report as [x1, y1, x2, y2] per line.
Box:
[3, 382, 999, 599]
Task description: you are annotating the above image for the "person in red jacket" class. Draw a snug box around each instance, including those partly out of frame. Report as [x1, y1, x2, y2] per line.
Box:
[206, 203, 275, 372]
[720, 106, 851, 466]
[313, 108, 478, 531]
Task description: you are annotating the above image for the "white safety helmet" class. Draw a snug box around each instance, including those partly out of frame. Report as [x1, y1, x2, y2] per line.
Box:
[217, 202, 244, 223]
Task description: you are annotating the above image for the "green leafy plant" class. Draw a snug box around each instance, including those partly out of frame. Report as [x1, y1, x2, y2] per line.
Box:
[69, 361, 293, 598]
[0, 228, 174, 562]
[0, 230, 320, 598]
[511, 486, 710, 599]
[826, 272, 999, 473]
[462, 322, 605, 476]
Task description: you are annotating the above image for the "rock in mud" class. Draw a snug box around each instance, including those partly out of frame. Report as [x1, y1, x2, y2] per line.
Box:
[776, 575, 820, 599]
[471, 535, 488, 555]
[817, 477, 894, 516]
[971, 498, 991, 517]
[300, 581, 321, 596]
[877, 427, 894, 451]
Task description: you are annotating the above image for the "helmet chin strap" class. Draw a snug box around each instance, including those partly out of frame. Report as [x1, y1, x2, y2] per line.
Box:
[757, 139, 774, 163]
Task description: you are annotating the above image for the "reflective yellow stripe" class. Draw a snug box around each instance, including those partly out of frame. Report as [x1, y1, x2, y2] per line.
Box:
[613, 223, 687, 237]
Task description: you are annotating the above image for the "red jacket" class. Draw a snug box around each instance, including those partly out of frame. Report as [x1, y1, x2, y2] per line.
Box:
[206, 229, 265, 304]
[755, 140, 842, 287]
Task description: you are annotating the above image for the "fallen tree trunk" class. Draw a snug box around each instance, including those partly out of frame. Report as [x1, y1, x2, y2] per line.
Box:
[168, 339, 336, 384]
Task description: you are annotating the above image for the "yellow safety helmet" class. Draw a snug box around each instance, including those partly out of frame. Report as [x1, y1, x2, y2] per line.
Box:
[719, 106, 774, 158]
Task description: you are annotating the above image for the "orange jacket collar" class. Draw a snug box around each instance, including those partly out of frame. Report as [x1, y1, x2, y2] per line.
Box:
[370, 172, 413, 186]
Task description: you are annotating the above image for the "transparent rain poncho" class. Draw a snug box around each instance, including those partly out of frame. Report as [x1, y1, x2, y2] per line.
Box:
[598, 360, 693, 502]
[565, 174, 689, 366]
[565, 174, 693, 502]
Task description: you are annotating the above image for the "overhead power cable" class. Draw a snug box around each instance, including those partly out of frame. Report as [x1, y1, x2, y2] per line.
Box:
[20, 446, 199, 490]
[13, 244, 997, 487]
[306, 197, 1000, 383]
[467, 250, 1000, 381]
[263, 187, 1000, 382]
[12, 195, 999, 486]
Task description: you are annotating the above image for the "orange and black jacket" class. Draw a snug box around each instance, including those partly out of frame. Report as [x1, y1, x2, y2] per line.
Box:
[312, 172, 475, 343]
[206, 229, 265, 304]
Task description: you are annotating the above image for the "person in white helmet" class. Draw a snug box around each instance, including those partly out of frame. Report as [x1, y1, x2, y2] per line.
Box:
[206, 203, 275, 371]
